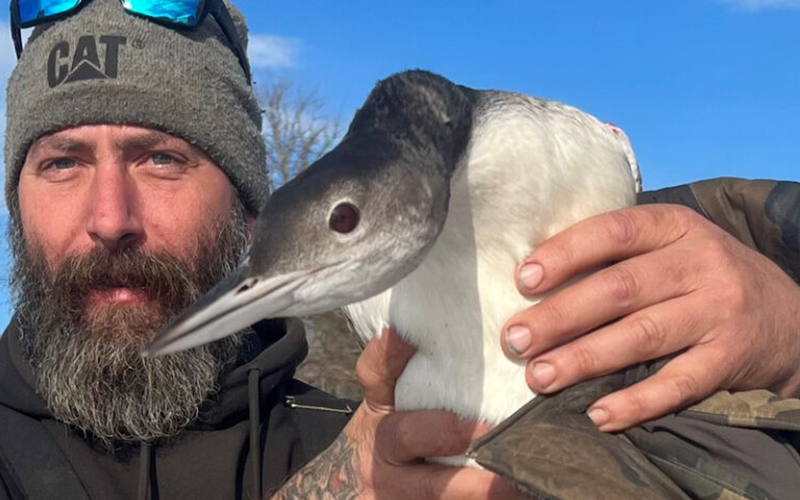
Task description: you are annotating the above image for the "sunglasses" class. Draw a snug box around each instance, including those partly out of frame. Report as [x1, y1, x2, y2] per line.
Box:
[9, 0, 252, 83]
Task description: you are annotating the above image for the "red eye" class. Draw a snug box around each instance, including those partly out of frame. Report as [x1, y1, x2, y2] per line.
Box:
[329, 203, 360, 233]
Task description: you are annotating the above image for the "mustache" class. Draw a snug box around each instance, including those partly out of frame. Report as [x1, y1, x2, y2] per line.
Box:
[54, 247, 201, 310]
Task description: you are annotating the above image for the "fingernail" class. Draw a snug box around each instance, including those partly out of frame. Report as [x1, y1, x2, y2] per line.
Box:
[505, 325, 532, 355]
[518, 263, 544, 291]
[587, 407, 609, 427]
[530, 362, 556, 389]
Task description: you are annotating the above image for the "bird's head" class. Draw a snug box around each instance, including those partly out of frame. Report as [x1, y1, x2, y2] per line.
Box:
[144, 70, 473, 356]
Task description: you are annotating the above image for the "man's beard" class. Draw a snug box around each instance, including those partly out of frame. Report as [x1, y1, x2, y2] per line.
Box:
[9, 201, 250, 447]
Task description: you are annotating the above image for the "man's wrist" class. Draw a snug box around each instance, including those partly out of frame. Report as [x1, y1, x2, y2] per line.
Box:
[268, 432, 361, 500]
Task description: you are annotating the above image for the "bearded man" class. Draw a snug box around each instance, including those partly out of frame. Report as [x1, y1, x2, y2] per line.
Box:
[0, 0, 349, 498]
[1, 1, 800, 500]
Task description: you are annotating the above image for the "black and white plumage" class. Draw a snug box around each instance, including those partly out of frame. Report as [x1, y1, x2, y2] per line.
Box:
[145, 70, 639, 431]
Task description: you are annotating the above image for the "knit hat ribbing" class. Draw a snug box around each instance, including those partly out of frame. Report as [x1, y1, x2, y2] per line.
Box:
[4, 0, 267, 214]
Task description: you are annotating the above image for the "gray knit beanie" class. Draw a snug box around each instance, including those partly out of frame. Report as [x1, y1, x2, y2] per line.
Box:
[4, 0, 267, 214]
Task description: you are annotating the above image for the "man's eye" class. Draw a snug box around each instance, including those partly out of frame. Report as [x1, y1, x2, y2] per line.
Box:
[151, 153, 175, 165]
[45, 158, 77, 170]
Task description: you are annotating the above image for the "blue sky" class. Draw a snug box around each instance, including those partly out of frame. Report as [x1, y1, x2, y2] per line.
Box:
[234, 0, 799, 189]
[0, 0, 797, 327]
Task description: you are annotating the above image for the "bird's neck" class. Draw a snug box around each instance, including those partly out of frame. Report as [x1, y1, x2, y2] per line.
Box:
[345, 175, 542, 422]
[390, 229, 539, 423]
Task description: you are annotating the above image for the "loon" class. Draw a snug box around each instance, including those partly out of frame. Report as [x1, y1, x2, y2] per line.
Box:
[145, 70, 639, 429]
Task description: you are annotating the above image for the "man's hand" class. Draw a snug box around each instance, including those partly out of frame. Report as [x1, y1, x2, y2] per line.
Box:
[271, 329, 526, 500]
[501, 204, 800, 432]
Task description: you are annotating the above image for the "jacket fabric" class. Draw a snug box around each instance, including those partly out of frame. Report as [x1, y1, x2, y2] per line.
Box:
[471, 178, 800, 500]
[0, 317, 353, 500]
[639, 177, 800, 284]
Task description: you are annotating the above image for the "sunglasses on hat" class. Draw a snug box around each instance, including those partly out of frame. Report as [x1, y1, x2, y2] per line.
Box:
[9, 0, 252, 83]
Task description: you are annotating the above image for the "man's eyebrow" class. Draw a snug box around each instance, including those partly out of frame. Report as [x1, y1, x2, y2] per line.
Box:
[32, 137, 94, 155]
[115, 131, 171, 150]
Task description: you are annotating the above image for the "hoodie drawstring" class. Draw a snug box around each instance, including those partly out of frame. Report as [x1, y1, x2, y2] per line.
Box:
[132, 370, 263, 500]
[137, 441, 153, 500]
[248, 368, 262, 500]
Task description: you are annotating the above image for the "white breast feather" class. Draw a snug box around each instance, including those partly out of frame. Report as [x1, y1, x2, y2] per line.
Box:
[345, 94, 637, 425]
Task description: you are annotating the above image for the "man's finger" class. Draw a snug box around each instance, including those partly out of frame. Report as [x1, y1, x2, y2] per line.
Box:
[375, 410, 490, 464]
[587, 347, 727, 431]
[423, 467, 527, 500]
[356, 327, 416, 410]
[524, 295, 709, 393]
[379, 464, 527, 500]
[517, 205, 697, 295]
[504, 247, 699, 359]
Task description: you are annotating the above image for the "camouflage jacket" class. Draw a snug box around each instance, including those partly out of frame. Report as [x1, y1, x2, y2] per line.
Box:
[470, 178, 800, 500]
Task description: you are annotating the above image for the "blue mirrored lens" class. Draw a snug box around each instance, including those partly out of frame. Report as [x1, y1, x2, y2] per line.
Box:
[17, 0, 81, 24]
[121, 0, 204, 26]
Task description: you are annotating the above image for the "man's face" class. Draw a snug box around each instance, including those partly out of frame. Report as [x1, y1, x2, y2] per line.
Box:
[18, 124, 236, 286]
[13, 124, 250, 445]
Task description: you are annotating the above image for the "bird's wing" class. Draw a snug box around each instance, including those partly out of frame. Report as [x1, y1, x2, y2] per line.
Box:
[468, 372, 691, 500]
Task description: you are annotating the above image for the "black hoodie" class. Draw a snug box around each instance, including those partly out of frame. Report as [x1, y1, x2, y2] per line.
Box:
[0, 317, 353, 500]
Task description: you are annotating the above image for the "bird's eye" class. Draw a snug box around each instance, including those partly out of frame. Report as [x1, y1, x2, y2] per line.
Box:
[329, 203, 360, 234]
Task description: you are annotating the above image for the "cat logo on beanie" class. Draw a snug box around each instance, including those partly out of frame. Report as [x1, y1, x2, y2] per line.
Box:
[47, 35, 127, 88]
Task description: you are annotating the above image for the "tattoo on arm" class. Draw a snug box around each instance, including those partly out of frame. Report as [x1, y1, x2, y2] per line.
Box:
[268, 433, 362, 500]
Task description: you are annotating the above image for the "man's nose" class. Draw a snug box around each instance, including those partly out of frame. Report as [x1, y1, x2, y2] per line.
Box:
[86, 163, 144, 252]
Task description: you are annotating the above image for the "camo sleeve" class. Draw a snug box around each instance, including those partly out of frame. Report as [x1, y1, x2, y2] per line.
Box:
[638, 178, 800, 284]
[470, 359, 800, 500]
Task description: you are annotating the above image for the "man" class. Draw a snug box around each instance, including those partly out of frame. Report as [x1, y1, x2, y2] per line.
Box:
[0, 1, 798, 500]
